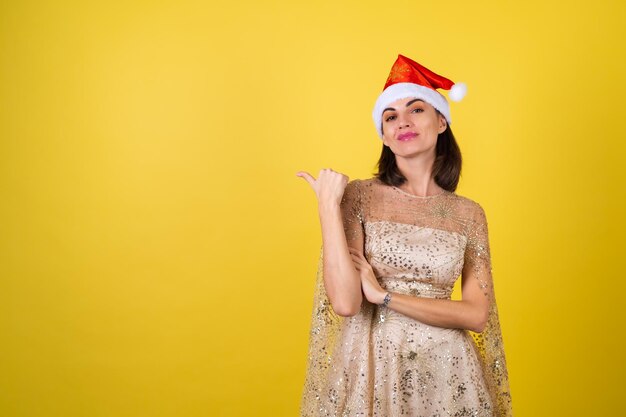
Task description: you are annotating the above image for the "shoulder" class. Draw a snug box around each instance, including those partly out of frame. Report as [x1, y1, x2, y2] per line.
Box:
[341, 178, 364, 206]
[342, 177, 380, 205]
[345, 177, 385, 197]
[449, 192, 488, 221]
[355, 176, 384, 190]
[344, 177, 378, 193]
[344, 178, 362, 195]
[347, 177, 376, 186]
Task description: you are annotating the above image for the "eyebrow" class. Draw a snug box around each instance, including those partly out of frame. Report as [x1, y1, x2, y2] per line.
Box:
[382, 98, 424, 114]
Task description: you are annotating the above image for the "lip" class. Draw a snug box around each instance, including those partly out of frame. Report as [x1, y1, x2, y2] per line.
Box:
[397, 132, 418, 141]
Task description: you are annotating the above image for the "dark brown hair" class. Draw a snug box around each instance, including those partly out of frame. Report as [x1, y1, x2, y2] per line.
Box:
[374, 112, 462, 192]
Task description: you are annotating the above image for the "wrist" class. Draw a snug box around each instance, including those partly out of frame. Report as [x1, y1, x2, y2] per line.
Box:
[380, 291, 392, 306]
[318, 201, 340, 215]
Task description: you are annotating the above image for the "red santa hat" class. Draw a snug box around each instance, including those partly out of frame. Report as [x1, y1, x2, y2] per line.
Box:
[372, 54, 466, 139]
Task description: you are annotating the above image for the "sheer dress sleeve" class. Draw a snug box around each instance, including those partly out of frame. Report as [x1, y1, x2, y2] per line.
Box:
[463, 202, 514, 416]
[340, 179, 365, 251]
[300, 179, 368, 416]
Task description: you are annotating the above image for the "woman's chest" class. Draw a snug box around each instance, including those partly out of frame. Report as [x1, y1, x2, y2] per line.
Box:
[364, 220, 467, 283]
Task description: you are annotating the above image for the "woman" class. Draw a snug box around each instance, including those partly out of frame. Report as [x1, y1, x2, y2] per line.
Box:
[296, 55, 513, 416]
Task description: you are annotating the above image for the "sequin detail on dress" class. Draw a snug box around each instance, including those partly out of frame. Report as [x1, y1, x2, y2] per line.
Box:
[301, 178, 513, 416]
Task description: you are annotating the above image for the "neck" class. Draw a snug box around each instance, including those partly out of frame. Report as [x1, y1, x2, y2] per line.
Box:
[395, 152, 441, 196]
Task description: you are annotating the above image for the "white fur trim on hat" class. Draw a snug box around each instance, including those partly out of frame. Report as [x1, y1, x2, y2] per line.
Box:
[372, 82, 451, 139]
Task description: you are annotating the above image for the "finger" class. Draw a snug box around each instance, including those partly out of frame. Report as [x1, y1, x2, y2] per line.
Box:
[295, 171, 316, 188]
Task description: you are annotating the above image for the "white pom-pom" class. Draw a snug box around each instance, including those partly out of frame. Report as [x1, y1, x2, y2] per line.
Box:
[448, 82, 467, 102]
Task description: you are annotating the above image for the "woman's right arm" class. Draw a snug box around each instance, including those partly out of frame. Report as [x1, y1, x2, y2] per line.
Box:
[297, 169, 363, 317]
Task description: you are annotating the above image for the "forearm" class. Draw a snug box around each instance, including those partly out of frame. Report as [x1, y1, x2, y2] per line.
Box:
[318, 203, 362, 316]
[385, 294, 487, 333]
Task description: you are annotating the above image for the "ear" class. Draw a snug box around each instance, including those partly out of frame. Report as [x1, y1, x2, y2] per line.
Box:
[438, 114, 448, 134]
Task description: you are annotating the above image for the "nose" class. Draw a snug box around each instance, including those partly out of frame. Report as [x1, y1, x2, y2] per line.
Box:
[396, 112, 410, 129]
[397, 117, 410, 129]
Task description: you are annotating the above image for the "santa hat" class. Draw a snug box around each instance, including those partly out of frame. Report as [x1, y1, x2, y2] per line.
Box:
[372, 54, 466, 139]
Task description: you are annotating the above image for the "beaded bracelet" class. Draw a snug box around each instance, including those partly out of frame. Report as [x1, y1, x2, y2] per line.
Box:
[382, 292, 392, 307]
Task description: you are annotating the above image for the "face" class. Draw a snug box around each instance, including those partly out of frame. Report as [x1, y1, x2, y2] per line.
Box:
[381, 97, 447, 159]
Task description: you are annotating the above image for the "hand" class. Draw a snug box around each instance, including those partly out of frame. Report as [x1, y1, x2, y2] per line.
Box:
[296, 169, 349, 208]
[349, 247, 386, 305]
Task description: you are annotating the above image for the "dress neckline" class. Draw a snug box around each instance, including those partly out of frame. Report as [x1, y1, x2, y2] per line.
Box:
[391, 185, 448, 199]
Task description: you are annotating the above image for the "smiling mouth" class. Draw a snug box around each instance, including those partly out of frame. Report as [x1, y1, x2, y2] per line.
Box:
[397, 132, 418, 141]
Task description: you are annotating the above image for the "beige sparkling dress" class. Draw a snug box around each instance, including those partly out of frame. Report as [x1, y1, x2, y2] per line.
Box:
[300, 178, 513, 417]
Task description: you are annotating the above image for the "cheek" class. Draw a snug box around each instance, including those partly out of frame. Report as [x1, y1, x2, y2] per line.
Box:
[381, 125, 391, 138]
[382, 129, 395, 144]
[383, 120, 398, 132]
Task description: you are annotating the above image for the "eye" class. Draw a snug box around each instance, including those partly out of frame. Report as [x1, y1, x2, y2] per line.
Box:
[411, 107, 424, 113]
[385, 115, 396, 122]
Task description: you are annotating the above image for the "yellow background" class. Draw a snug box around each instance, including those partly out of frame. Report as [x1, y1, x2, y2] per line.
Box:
[1, 1, 624, 416]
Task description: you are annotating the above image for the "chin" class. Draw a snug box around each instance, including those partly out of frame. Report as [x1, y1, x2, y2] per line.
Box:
[393, 146, 435, 158]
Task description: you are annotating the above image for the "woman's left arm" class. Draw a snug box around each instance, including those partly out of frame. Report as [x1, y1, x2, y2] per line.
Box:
[349, 202, 494, 334]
